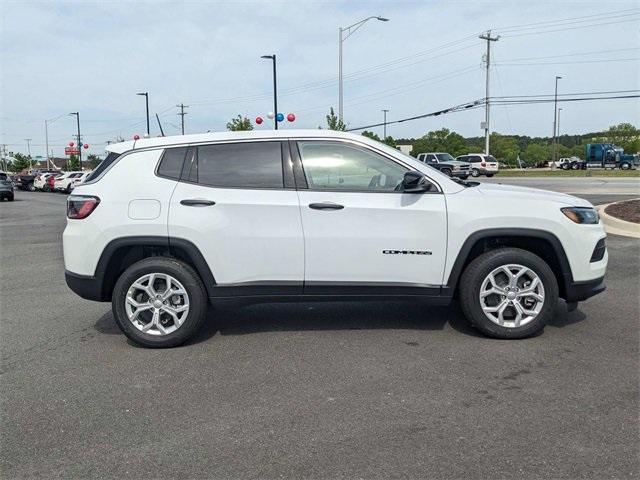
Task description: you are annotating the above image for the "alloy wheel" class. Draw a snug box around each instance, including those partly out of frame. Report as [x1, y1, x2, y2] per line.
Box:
[125, 273, 190, 336]
[479, 264, 545, 328]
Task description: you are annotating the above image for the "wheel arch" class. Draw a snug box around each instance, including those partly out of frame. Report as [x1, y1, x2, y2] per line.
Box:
[445, 228, 572, 299]
[94, 236, 216, 301]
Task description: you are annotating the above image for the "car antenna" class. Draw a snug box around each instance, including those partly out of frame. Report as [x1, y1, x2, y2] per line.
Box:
[155, 113, 165, 137]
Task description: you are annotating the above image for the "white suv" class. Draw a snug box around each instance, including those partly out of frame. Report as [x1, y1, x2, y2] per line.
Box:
[456, 153, 499, 177]
[63, 130, 607, 347]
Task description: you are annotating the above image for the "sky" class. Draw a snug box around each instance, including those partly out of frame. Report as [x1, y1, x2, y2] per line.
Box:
[1, 0, 639, 158]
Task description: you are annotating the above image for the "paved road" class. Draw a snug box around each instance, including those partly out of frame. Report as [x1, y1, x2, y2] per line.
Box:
[481, 175, 640, 197]
[1, 190, 639, 479]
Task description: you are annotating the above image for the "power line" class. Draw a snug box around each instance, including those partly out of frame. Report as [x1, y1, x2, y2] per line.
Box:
[347, 93, 639, 131]
[492, 7, 640, 32]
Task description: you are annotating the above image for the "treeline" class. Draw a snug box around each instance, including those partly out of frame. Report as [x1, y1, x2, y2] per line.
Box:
[385, 123, 639, 167]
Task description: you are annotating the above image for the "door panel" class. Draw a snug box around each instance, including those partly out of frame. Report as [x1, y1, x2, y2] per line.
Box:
[297, 191, 447, 288]
[294, 140, 448, 290]
[167, 141, 304, 290]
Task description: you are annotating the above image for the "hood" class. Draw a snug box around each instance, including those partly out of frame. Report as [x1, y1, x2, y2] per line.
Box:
[476, 182, 592, 207]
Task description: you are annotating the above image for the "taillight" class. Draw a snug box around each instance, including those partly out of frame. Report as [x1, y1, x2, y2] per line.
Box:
[481, 162, 486, 167]
[67, 195, 100, 219]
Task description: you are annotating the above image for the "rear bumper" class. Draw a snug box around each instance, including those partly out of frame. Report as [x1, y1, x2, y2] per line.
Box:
[563, 275, 606, 302]
[65, 270, 104, 301]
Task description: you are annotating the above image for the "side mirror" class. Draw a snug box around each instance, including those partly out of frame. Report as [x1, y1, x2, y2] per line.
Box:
[402, 171, 433, 193]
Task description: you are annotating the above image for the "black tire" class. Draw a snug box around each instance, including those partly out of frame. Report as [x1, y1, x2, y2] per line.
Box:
[458, 248, 558, 339]
[471, 168, 480, 177]
[8, 195, 14, 201]
[27, 182, 35, 191]
[441, 168, 452, 176]
[486, 173, 494, 177]
[112, 257, 208, 348]
[620, 163, 631, 170]
[571, 163, 579, 170]
[562, 163, 570, 170]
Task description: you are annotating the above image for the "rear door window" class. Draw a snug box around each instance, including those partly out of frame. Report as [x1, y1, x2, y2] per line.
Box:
[195, 142, 284, 189]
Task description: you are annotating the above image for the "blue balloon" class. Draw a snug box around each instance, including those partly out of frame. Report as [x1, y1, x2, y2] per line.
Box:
[276, 113, 284, 122]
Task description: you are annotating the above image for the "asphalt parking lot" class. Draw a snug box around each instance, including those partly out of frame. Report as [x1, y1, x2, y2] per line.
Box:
[1, 186, 639, 479]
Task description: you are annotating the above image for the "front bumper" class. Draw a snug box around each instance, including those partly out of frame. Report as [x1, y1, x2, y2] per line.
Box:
[563, 275, 606, 302]
[452, 171, 470, 178]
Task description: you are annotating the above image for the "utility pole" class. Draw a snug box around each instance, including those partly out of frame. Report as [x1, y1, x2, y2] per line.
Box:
[479, 30, 499, 155]
[24, 139, 32, 170]
[45, 120, 50, 169]
[69, 112, 82, 170]
[557, 107, 563, 141]
[382, 109, 389, 139]
[552, 76, 562, 166]
[177, 104, 189, 135]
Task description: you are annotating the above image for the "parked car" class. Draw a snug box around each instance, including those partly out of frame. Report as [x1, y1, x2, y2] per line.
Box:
[69, 171, 92, 191]
[0, 177, 14, 201]
[455, 154, 499, 177]
[34, 172, 61, 191]
[64, 130, 607, 348]
[415, 153, 470, 179]
[54, 172, 84, 193]
[16, 169, 60, 191]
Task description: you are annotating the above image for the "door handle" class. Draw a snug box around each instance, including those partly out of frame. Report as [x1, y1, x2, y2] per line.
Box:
[309, 202, 344, 210]
[180, 199, 216, 207]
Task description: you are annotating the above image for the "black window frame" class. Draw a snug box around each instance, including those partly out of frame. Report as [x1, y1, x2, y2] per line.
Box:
[160, 140, 293, 191]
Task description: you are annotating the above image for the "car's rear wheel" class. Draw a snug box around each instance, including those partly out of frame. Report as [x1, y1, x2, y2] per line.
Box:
[471, 168, 480, 177]
[459, 248, 558, 339]
[112, 257, 208, 348]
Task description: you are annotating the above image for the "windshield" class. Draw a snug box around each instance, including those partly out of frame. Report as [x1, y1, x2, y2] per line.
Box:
[435, 153, 455, 162]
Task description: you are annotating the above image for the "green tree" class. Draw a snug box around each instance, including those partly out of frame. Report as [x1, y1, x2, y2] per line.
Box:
[411, 128, 466, 157]
[521, 143, 550, 167]
[362, 131, 397, 148]
[86, 154, 102, 169]
[490, 133, 519, 166]
[600, 123, 640, 153]
[9, 153, 31, 172]
[226, 115, 254, 131]
[326, 107, 346, 131]
[67, 154, 80, 171]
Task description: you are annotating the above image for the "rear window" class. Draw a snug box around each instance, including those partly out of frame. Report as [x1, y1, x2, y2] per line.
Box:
[157, 147, 188, 180]
[84, 152, 120, 183]
[195, 142, 284, 189]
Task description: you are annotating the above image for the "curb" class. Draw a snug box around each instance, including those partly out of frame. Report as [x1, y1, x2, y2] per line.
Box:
[596, 200, 640, 239]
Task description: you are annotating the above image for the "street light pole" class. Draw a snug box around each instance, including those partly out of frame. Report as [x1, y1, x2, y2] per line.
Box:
[137, 92, 150, 135]
[261, 55, 278, 130]
[382, 109, 389, 139]
[552, 76, 562, 165]
[69, 112, 82, 170]
[557, 107, 563, 140]
[338, 16, 389, 122]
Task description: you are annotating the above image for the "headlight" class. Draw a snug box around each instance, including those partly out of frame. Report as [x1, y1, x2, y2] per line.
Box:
[561, 207, 599, 224]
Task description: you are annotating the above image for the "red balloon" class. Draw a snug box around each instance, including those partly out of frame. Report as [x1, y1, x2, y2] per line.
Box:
[133, 134, 140, 140]
[256, 116, 263, 125]
[83, 144, 89, 149]
[69, 142, 74, 147]
[287, 113, 296, 122]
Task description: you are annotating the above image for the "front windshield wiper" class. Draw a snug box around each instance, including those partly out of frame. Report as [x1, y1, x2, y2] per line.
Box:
[449, 177, 480, 188]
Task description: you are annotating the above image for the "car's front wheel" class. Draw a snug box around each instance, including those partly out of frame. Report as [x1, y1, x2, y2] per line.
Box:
[459, 248, 558, 339]
[112, 257, 208, 348]
[441, 168, 452, 176]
